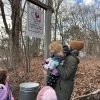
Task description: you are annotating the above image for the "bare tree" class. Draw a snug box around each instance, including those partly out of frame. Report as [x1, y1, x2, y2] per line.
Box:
[56, 3, 100, 57]
[53, 0, 63, 40]
[0, 0, 21, 68]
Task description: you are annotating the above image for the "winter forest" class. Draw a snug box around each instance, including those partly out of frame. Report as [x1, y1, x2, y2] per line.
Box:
[0, 0, 100, 100]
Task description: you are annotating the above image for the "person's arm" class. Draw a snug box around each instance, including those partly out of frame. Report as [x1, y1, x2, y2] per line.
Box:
[10, 92, 14, 100]
[57, 56, 78, 80]
[9, 86, 14, 100]
[43, 59, 59, 70]
[43, 58, 52, 70]
[5, 82, 14, 100]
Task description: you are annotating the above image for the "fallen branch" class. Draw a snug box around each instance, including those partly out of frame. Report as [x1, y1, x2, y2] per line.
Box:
[73, 89, 100, 100]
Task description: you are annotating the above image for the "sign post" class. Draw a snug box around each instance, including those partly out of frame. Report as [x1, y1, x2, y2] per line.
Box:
[26, 0, 53, 12]
[43, 0, 53, 85]
[26, 0, 53, 86]
[44, 0, 53, 59]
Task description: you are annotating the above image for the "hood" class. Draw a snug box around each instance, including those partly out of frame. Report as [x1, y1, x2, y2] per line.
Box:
[36, 86, 57, 100]
[0, 84, 7, 100]
[70, 50, 80, 64]
[51, 54, 64, 62]
[70, 49, 79, 57]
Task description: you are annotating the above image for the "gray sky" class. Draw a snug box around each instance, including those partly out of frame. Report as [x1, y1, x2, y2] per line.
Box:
[0, 0, 98, 28]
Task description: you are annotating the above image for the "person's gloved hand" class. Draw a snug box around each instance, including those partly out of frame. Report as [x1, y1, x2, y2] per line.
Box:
[52, 69, 58, 75]
[42, 58, 51, 70]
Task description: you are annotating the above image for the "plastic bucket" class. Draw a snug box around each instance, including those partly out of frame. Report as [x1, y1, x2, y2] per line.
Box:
[19, 82, 39, 100]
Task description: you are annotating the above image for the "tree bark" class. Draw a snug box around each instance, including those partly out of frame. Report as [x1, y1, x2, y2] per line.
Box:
[0, 0, 9, 34]
[10, 0, 21, 67]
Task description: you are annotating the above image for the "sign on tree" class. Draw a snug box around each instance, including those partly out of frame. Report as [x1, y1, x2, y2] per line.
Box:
[27, 3, 44, 38]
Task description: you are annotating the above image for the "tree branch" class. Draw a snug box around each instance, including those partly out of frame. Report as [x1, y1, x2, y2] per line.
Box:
[20, 0, 26, 18]
[73, 89, 100, 100]
[8, 0, 13, 9]
[0, 0, 9, 34]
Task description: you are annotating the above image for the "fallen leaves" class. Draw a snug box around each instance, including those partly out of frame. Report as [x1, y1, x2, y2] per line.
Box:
[8, 57, 100, 100]
[72, 58, 100, 99]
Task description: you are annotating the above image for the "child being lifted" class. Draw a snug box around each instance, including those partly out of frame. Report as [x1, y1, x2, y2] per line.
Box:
[43, 41, 64, 88]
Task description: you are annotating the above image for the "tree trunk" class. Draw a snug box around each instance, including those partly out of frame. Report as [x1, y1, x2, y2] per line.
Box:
[10, 0, 21, 67]
[0, 0, 21, 68]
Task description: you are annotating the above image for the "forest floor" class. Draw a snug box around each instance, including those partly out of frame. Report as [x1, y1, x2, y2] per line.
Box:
[7, 57, 100, 100]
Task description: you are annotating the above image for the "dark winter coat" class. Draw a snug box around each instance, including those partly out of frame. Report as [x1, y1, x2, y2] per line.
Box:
[54, 50, 79, 100]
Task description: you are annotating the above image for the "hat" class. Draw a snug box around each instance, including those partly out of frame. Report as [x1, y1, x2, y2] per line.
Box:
[36, 86, 57, 100]
[69, 40, 84, 51]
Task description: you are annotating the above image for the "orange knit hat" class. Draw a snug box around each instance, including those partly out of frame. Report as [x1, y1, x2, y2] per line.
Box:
[69, 40, 84, 51]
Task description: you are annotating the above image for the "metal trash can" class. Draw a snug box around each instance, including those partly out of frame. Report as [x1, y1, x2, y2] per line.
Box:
[19, 82, 39, 100]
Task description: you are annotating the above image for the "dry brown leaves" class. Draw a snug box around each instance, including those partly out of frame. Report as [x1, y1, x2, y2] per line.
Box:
[8, 57, 100, 100]
[72, 58, 100, 99]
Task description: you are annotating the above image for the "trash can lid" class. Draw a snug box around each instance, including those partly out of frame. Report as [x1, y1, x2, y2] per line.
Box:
[20, 82, 39, 89]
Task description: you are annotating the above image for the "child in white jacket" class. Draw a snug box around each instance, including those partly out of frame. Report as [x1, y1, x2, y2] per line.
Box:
[43, 41, 64, 88]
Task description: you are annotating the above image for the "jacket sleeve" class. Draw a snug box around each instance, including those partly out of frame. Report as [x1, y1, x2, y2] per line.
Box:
[43, 59, 59, 70]
[5, 82, 14, 100]
[57, 56, 78, 80]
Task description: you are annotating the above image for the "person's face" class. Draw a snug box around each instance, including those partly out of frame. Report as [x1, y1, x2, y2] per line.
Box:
[6, 75, 9, 82]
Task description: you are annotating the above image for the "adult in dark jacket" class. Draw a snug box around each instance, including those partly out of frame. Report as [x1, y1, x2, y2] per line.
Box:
[54, 49, 79, 100]
[50, 40, 84, 100]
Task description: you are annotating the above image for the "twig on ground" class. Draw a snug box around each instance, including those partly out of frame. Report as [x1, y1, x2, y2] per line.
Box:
[72, 89, 100, 100]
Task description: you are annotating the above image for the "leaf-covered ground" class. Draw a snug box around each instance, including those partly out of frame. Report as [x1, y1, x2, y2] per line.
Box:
[72, 58, 100, 100]
[8, 57, 100, 100]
